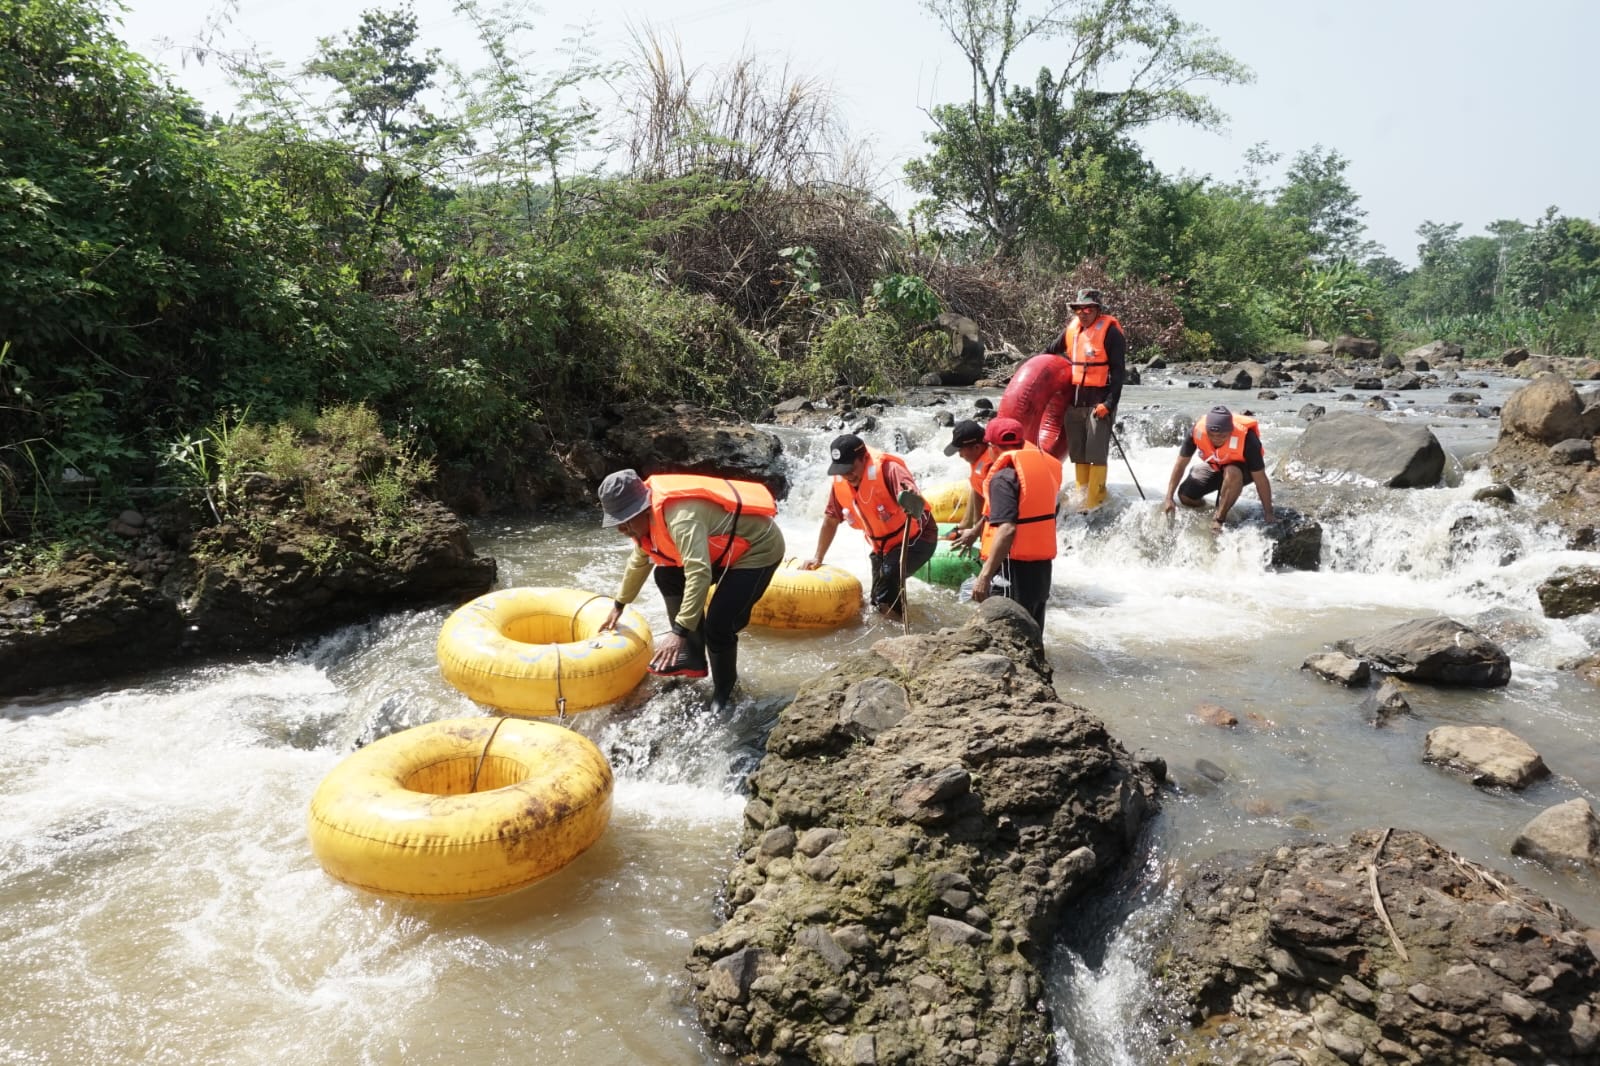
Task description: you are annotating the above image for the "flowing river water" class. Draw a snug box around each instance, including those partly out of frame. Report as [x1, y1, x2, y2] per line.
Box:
[3, 374, 1598, 1065]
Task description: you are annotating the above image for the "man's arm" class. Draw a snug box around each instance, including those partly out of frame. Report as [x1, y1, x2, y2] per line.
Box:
[803, 513, 842, 569]
[1105, 322, 1127, 411]
[972, 523, 1016, 602]
[1252, 470, 1275, 524]
[1162, 451, 1190, 512]
[665, 503, 713, 634]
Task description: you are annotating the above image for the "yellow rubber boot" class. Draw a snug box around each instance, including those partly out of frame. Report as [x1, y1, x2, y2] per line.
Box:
[1081, 464, 1109, 511]
[1074, 464, 1091, 489]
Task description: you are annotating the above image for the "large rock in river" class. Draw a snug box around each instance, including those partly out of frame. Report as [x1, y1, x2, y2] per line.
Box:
[1277, 411, 1446, 488]
[1156, 828, 1600, 1064]
[687, 598, 1162, 1065]
[1340, 616, 1511, 687]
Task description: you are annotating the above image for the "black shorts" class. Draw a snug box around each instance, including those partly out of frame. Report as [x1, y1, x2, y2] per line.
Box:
[1178, 463, 1238, 501]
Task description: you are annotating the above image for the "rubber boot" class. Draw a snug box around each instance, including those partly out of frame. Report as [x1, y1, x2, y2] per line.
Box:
[650, 636, 707, 678]
[707, 646, 738, 714]
[1080, 464, 1109, 512]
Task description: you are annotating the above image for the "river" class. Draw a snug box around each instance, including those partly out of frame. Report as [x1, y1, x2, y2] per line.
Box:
[3, 373, 1597, 1065]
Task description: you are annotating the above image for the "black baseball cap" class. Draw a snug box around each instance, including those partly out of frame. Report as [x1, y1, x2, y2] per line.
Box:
[943, 420, 985, 456]
[826, 433, 867, 475]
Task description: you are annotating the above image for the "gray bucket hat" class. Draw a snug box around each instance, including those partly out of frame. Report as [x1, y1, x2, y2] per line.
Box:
[598, 469, 651, 527]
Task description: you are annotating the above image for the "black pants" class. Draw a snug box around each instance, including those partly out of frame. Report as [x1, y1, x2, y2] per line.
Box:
[992, 557, 1052, 632]
[654, 563, 779, 652]
[868, 519, 938, 614]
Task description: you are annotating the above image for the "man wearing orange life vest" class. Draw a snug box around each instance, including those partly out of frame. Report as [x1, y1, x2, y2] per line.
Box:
[969, 416, 1063, 632]
[1043, 288, 1125, 511]
[802, 433, 937, 624]
[597, 469, 785, 713]
[1161, 405, 1277, 534]
[942, 419, 999, 552]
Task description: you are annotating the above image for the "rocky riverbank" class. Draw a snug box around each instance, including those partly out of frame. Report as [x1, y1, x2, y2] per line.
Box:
[1156, 828, 1600, 1065]
[687, 598, 1164, 1065]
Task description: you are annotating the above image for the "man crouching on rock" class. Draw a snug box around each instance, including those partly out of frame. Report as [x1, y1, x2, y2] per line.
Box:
[598, 469, 784, 713]
[1162, 405, 1276, 533]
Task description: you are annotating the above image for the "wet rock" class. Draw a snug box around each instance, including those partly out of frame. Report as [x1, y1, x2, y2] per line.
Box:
[1156, 828, 1600, 1064]
[1195, 702, 1238, 727]
[1302, 652, 1371, 687]
[1472, 482, 1516, 504]
[1406, 340, 1464, 363]
[604, 404, 790, 498]
[1361, 678, 1411, 723]
[1502, 347, 1530, 367]
[1537, 566, 1600, 619]
[687, 597, 1160, 1065]
[1501, 375, 1589, 443]
[1550, 438, 1596, 464]
[1278, 411, 1446, 488]
[1364, 395, 1392, 411]
[1332, 335, 1381, 360]
[0, 494, 495, 697]
[1424, 725, 1548, 789]
[1567, 652, 1600, 687]
[1298, 403, 1326, 421]
[1341, 616, 1511, 687]
[1384, 371, 1422, 391]
[1513, 798, 1600, 873]
[924, 313, 987, 386]
[1266, 509, 1322, 571]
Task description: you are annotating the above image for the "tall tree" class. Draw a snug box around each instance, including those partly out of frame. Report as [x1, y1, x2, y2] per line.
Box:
[1503, 207, 1600, 309]
[906, 0, 1250, 259]
[1273, 145, 1373, 263]
[300, 4, 468, 281]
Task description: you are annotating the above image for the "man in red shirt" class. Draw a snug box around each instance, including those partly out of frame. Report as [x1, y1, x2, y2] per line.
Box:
[803, 433, 937, 624]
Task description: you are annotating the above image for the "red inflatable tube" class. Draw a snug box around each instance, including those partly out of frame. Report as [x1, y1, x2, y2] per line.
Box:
[998, 353, 1076, 460]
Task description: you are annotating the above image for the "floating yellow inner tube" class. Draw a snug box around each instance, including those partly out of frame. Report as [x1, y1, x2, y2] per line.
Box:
[437, 587, 652, 716]
[924, 480, 971, 524]
[308, 716, 614, 902]
[748, 559, 863, 630]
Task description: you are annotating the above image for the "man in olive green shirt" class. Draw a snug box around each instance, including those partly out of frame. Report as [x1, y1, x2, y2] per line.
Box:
[598, 470, 784, 713]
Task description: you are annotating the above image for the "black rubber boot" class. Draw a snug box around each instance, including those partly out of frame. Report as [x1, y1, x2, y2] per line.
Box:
[707, 646, 738, 714]
[649, 622, 707, 678]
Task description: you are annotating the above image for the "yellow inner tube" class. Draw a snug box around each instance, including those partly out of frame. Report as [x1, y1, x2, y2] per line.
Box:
[308, 717, 614, 902]
[924, 480, 970, 524]
[436, 587, 652, 716]
[748, 559, 863, 630]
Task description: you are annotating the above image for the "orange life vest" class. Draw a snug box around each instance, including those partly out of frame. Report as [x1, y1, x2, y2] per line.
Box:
[1059, 314, 1121, 388]
[1191, 414, 1261, 471]
[968, 444, 1001, 505]
[980, 443, 1063, 561]
[637, 474, 778, 571]
[831, 447, 924, 552]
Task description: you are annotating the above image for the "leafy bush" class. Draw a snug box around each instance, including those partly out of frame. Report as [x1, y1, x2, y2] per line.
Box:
[787, 312, 943, 394]
[582, 272, 784, 416]
[869, 274, 943, 326]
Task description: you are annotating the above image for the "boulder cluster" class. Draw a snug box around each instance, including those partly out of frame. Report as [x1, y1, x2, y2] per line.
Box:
[687, 599, 1163, 1065]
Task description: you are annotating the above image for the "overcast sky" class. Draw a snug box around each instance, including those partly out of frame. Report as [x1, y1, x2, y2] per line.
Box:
[115, 0, 1598, 265]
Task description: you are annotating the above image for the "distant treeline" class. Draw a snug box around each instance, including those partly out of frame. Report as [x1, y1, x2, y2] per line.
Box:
[2, 0, 1597, 548]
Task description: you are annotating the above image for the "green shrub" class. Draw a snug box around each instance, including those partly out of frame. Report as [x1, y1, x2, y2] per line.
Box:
[582, 272, 784, 415]
[789, 312, 943, 394]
